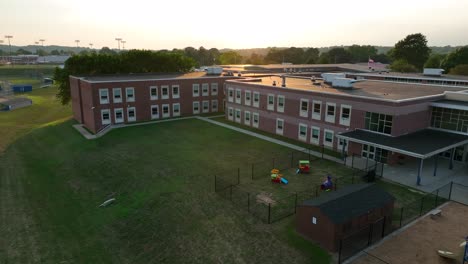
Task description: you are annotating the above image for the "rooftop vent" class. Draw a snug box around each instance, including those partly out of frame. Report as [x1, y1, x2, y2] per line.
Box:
[332, 78, 355, 89]
[273, 81, 277, 86]
[281, 75, 286, 87]
[321, 73, 346, 83]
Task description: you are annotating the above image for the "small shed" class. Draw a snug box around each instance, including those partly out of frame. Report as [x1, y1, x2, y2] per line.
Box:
[296, 183, 394, 252]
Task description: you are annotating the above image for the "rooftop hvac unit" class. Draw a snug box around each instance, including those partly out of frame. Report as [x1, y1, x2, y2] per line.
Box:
[332, 78, 355, 89]
[321, 73, 346, 83]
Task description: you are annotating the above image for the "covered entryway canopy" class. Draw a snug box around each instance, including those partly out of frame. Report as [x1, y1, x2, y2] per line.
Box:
[337, 129, 468, 185]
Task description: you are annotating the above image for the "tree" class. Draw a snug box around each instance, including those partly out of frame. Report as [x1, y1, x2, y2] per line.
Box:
[219, 51, 242, 64]
[304, 48, 319, 64]
[372, 53, 391, 64]
[325, 47, 352, 63]
[348, 45, 377, 63]
[99, 47, 117, 55]
[389, 59, 418, 73]
[449, 64, 468, 76]
[440, 46, 468, 72]
[16, 48, 32, 55]
[424, 54, 445, 68]
[50, 49, 61, 55]
[391, 33, 430, 70]
[245, 52, 264, 65]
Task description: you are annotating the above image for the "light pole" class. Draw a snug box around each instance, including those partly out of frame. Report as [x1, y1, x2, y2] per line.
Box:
[115, 38, 122, 51]
[39, 39, 45, 63]
[5, 35, 13, 65]
[121, 40, 126, 50]
[89, 43, 93, 50]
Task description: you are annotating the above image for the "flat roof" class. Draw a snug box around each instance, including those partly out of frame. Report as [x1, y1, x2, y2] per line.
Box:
[222, 63, 373, 73]
[431, 99, 468, 111]
[76, 72, 230, 83]
[353, 72, 468, 82]
[227, 76, 468, 102]
[337, 129, 468, 159]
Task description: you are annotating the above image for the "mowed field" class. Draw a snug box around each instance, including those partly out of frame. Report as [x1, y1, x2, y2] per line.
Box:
[0, 87, 332, 263]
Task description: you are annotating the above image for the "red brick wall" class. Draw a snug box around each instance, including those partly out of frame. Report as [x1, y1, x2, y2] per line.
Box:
[296, 206, 336, 251]
[70, 77, 82, 123]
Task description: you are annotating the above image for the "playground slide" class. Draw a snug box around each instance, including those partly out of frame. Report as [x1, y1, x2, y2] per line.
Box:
[281, 178, 288, 185]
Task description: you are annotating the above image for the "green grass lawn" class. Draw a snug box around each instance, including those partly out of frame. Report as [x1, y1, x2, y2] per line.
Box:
[0, 64, 57, 78]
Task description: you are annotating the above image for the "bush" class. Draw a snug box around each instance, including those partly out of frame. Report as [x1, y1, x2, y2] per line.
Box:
[449, 64, 468, 76]
[390, 59, 419, 73]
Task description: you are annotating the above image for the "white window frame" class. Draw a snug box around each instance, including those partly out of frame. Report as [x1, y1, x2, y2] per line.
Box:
[253, 92, 260, 108]
[172, 85, 180, 99]
[202, 83, 209, 96]
[252, 112, 259, 128]
[299, 99, 308, 118]
[193, 101, 200, 114]
[101, 109, 111, 125]
[149, 86, 158, 100]
[99, 88, 109, 104]
[312, 100, 322, 120]
[325, 102, 336, 123]
[310, 126, 320, 145]
[362, 144, 376, 159]
[151, 105, 159, 119]
[211, 100, 218, 112]
[323, 129, 334, 147]
[228, 87, 234, 102]
[125, 87, 135, 102]
[245, 90, 251, 106]
[235, 108, 241, 123]
[172, 103, 180, 117]
[277, 95, 285, 113]
[162, 104, 170, 118]
[276, 118, 284, 135]
[235, 89, 242, 104]
[339, 104, 352, 126]
[193, 84, 200, 97]
[113, 88, 122, 103]
[127, 107, 136, 122]
[114, 108, 124, 123]
[298, 123, 307, 141]
[211, 83, 218, 96]
[228, 107, 234, 121]
[244, 111, 251, 126]
[267, 94, 275, 111]
[161, 86, 169, 100]
[202, 100, 209, 113]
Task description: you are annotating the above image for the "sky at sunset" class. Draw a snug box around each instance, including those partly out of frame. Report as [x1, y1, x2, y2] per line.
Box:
[2, 0, 468, 50]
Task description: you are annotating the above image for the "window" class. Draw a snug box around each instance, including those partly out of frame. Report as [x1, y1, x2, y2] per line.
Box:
[365, 112, 393, 135]
[235, 109, 241, 123]
[298, 123, 307, 141]
[300, 99, 308, 118]
[362, 144, 376, 159]
[172, 85, 180, 99]
[193, 84, 200, 97]
[267, 94, 275, 111]
[312, 100, 321, 120]
[101, 109, 110, 125]
[202, 100, 209, 113]
[113, 88, 122, 103]
[212, 100, 218, 112]
[114, 108, 123, 123]
[127, 107, 136, 122]
[151, 105, 159, 119]
[228, 87, 234, 102]
[202, 83, 209, 96]
[161, 86, 169, 99]
[252, 112, 259, 128]
[325, 103, 336, 123]
[431, 106, 468, 133]
[340, 105, 351, 126]
[149, 86, 158, 100]
[235, 89, 241, 104]
[276, 118, 284, 135]
[245, 90, 251, 106]
[312, 217, 317, 225]
[311, 126, 320, 145]
[244, 111, 251, 125]
[253, 92, 260, 108]
[173, 103, 180, 116]
[162, 104, 170, 118]
[126, 87, 135, 102]
[324, 129, 334, 147]
[338, 138, 348, 152]
[211, 83, 218, 95]
[99, 89, 109, 104]
[193, 101, 200, 114]
[277, 95, 285, 113]
[228, 107, 234, 121]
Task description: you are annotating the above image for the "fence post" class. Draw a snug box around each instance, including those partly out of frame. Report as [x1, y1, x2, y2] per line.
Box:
[419, 196, 425, 216]
[268, 203, 271, 224]
[321, 145, 324, 159]
[237, 167, 240, 185]
[230, 185, 233, 201]
[251, 163, 254, 180]
[381, 162, 384, 178]
[294, 192, 298, 214]
[214, 175, 217, 192]
[449, 181, 453, 200]
[291, 152, 294, 168]
[399, 207, 404, 227]
[338, 239, 343, 264]
[351, 154, 355, 169]
[435, 189, 439, 207]
[381, 217, 387, 238]
[335, 178, 338, 191]
[368, 224, 374, 246]
[247, 193, 250, 212]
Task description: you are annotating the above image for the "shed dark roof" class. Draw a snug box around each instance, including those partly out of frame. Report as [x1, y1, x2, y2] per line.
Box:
[337, 129, 468, 159]
[302, 184, 394, 224]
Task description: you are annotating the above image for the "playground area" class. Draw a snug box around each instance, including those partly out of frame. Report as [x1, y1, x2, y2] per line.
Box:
[351, 201, 468, 264]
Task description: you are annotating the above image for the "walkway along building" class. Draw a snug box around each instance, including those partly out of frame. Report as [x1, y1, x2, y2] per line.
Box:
[70, 70, 468, 185]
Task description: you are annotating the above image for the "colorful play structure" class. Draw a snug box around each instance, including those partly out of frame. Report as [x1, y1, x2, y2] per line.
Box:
[437, 237, 468, 263]
[271, 169, 288, 185]
[296, 160, 310, 174]
[320, 175, 333, 191]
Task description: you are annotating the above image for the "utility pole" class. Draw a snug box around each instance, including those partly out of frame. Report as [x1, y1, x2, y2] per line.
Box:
[121, 40, 126, 50]
[115, 38, 122, 51]
[5, 35, 13, 65]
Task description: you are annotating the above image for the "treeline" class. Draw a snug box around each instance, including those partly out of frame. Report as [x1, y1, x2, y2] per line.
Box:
[54, 50, 196, 105]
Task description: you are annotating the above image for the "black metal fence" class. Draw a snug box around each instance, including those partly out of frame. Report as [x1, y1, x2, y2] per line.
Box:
[337, 182, 453, 263]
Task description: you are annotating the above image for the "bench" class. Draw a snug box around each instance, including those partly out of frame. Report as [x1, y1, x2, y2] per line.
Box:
[430, 209, 442, 219]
